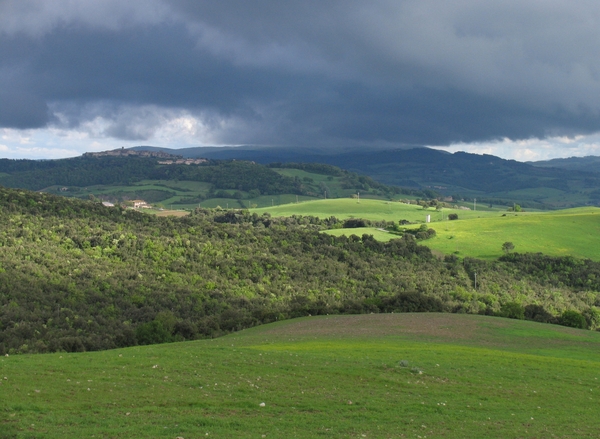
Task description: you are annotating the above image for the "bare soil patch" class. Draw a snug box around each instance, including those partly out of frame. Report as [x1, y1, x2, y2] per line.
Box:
[258, 313, 484, 340]
[154, 209, 190, 217]
[250, 313, 600, 354]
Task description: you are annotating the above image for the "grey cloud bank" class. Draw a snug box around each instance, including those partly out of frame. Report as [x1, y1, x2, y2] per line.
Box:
[2, 0, 600, 159]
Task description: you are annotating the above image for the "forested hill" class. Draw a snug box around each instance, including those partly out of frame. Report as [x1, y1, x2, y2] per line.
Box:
[530, 155, 600, 173]
[0, 155, 430, 201]
[0, 186, 599, 355]
[133, 145, 587, 192]
[141, 145, 600, 207]
[0, 156, 301, 193]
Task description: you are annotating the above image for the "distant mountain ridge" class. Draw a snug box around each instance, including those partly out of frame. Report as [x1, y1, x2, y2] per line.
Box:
[529, 155, 600, 173]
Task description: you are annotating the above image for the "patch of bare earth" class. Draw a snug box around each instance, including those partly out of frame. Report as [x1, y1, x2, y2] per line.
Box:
[258, 313, 486, 341]
[154, 210, 190, 217]
[253, 313, 600, 353]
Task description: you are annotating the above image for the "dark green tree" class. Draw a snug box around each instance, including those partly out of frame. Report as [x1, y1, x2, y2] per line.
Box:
[560, 310, 588, 329]
[502, 242, 515, 254]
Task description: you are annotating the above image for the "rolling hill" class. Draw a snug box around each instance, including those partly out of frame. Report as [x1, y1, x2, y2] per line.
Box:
[137, 145, 600, 208]
[2, 313, 599, 438]
[0, 153, 429, 210]
[296, 202, 600, 261]
[2, 185, 600, 356]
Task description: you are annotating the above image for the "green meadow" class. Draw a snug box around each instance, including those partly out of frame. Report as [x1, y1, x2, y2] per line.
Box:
[424, 207, 600, 260]
[2, 314, 599, 438]
[39, 167, 381, 211]
[252, 198, 501, 223]
[261, 200, 600, 261]
[325, 227, 400, 242]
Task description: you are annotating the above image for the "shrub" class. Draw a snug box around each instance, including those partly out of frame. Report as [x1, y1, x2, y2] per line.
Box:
[524, 304, 556, 323]
[498, 302, 525, 320]
[343, 218, 368, 228]
[560, 310, 588, 329]
[448, 213, 458, 220]
[136, 320, 172, 345]
[582, 308, 600, 330]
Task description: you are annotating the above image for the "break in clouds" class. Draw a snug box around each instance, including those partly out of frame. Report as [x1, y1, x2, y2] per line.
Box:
[2, 0, 600, 159]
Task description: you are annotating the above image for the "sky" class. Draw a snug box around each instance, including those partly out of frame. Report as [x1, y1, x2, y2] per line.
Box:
[2, 1, 600, 161]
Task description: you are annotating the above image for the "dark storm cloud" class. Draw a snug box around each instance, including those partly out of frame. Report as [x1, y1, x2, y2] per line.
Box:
[2, 0, 600, 146]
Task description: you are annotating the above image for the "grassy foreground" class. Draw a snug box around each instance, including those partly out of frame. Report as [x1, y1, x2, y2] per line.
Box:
[2, 314, 600, 438]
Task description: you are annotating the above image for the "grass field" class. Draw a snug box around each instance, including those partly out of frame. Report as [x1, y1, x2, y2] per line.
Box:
[40, 168, 387, 211]
[423, 207, 600, 260]
[325, 227, 400, 242]
[265, 200, 600, 261]
[2, 313, 599, 438]
[252, 198, 502, 223]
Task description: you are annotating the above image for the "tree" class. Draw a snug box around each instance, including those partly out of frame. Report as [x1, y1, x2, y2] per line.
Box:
[502, 242, 515, 254]
[448, 213, 458, 220]
[498, 302, 525, 320]
[560, 310, 588, 329]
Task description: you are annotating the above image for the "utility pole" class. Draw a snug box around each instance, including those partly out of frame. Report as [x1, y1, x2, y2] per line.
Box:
[474, 198, 476, 211]
[474, 272, 477, 290]
[357, 191, 360, 203]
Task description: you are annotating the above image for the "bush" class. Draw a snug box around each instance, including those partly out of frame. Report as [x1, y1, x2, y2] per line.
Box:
[583, 308, 600, 330]
[136, 320, 173, 345]
[343, 218, 368, 228]
[448, 213, 458, 220]
[524, 304, 556, 323]
[498, 302, 525, 320]
[560, 310, 588, 329]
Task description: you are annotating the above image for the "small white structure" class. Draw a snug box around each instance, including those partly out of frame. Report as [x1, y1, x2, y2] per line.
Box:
[426, 214, 431, 223]
[131, 200, 148, 209]
[102, 201, 114, 207]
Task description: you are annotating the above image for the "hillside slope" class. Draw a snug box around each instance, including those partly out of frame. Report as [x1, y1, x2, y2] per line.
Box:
[2, 314, 600, 438]
[1, 186, 600, 355]
[133, 145, 600, 207]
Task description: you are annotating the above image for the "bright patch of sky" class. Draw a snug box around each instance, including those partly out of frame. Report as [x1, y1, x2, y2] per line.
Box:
[4, 122, 600, 161]
[429, 134, 600, 162]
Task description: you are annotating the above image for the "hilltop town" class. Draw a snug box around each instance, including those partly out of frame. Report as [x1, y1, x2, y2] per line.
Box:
[83, 147, 181, 159]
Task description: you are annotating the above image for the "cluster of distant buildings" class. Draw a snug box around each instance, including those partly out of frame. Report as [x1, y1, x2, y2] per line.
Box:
[83, 147, 179, 159]
[157, 158, 208, 165]
[83, 147, 208, 165]
[101, 200, 150, 209]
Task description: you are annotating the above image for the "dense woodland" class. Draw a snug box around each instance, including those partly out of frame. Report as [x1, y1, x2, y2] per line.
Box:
[0, 157, 301, 194]
[0, 186, 599, 355]
[0, 156, 431, 200]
